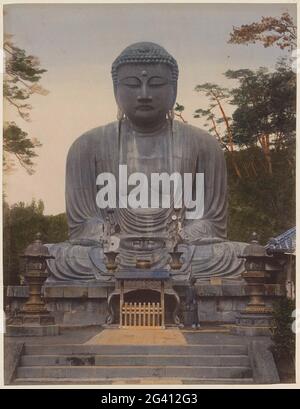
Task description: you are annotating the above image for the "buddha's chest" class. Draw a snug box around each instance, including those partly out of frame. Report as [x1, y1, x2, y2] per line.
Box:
[126, 132, 168, 156]
[126, 152, 171, 176]
[95, 125, 199, 177]
[120, 129, 184, 176]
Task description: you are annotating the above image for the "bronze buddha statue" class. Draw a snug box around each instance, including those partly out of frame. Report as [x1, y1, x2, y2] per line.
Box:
[46, 42, 246, 282]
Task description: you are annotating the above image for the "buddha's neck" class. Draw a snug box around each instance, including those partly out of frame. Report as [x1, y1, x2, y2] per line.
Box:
[127, 118, 168, 134]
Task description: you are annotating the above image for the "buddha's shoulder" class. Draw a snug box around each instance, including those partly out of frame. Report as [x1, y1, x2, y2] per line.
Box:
[174, 120, 220, 148]
[69, 121, 119, 151]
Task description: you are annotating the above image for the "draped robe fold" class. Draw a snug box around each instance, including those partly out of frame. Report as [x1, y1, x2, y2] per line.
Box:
[46, 120, 246, 282]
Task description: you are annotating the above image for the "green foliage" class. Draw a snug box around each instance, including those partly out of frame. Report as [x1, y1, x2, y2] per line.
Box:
[3, 122, 42, 175]
[194, 83, 230, 98]
[192, 56, 295, 243]
[227, 145, 295, 243]
[193, 83, 231, 137]
[270, 298, 295, 362]
[174, 102, 185, 113]
[3, 199, 68, 286]
[45, 213, 69, 244]
[226, 61, 296, 149]
[4, 39, 47, 117]
[193, 83, 234, 151]
[3, 37, 48, 174]
[174, 102, 187, 123]
[5, 42, 47, 83]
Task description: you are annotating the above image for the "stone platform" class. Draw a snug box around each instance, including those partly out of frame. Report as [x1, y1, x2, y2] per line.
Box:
[4, 326, 281, 385]
[7, 281, 285, 326]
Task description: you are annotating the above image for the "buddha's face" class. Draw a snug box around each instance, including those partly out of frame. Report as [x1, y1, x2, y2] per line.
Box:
[114, 63, 177, 129]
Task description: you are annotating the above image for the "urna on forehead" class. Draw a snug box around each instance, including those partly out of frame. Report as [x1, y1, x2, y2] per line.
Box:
[111, 42, 179, 85]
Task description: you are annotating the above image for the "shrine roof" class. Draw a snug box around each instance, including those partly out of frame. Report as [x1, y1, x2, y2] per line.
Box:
[265, 226, 296, 255]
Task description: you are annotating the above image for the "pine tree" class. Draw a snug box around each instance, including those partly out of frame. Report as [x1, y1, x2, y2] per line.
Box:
[3, 34, 48, 174]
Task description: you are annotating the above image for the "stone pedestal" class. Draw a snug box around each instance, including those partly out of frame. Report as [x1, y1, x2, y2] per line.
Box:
[6, 296, 60, 336]
[233, 312, 274, 337]
[6, 323, 59, 337]
[6, 281, 285, 327]
[232, 272, 275, 336]
[6, 298, 60, 336]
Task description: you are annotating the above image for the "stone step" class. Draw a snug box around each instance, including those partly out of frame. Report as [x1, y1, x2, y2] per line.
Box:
[13, 377, 255, 385]
[17, 365, 252, 379]
[21, 354, 250, 367]
[24, 344, 248, 356]
[181, 378, 255, 385]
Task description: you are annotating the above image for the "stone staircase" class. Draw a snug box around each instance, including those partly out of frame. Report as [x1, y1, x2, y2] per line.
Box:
[13, 343, 254, 385]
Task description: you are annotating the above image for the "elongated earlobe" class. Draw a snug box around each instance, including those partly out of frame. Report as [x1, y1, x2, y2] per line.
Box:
[117, 107, 126, 121]
[167, 110, 175, 120]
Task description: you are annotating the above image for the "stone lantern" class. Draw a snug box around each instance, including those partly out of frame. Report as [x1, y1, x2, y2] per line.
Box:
[241, 232, 273, 314]
[6, 233, 59, 336]
[234, 232, 275, 336]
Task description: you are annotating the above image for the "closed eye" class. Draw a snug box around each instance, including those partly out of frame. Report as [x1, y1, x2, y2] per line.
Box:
[119, 77, 141, 88]
[148, 76, 168, 87]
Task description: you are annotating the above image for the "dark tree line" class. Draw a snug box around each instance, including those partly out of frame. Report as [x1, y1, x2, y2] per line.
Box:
[3, 199, 68, 286]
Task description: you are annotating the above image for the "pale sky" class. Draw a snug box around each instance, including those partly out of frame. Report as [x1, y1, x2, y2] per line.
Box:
[3, 3, 297, 215]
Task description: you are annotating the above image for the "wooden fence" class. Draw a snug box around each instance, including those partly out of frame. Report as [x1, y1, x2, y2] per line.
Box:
[121, 302, 163, 328]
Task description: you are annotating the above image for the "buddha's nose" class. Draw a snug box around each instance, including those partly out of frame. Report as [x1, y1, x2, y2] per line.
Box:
[137, 95, 153, 103]
[137, 85, 152, 102]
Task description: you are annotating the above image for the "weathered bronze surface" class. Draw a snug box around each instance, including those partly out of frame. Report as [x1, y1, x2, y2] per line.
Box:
[45, 42, 247, 283]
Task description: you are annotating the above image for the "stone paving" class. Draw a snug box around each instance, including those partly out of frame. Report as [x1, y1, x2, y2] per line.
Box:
[85, 328, 187, 345]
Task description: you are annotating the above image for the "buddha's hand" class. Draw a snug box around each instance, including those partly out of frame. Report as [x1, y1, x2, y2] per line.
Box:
[179, 220, 213, 244]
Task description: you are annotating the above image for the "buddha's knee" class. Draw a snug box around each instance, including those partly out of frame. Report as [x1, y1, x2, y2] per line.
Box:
[45, 242, 107, 281]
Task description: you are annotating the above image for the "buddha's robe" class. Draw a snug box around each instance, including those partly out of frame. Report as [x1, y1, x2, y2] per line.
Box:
[46, 120, 246, 282]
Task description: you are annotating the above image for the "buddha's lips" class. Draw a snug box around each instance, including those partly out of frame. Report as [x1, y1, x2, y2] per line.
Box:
[136, 105, 154, 111]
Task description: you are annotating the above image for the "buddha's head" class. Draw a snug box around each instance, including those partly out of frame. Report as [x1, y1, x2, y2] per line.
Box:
[111, 42, 178, 130]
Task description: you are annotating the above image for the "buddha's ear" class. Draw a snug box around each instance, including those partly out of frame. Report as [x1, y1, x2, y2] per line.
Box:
[169, 83, 178, 110]
[113, 84, 118, 102]
[113, 86, 123, 111]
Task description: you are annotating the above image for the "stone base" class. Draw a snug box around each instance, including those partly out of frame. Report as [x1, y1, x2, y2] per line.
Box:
[6, 324, 60, 337]
[232, 312, 274, 336]
[6, 282, 285, 327]
[12, 314, 55, 326]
